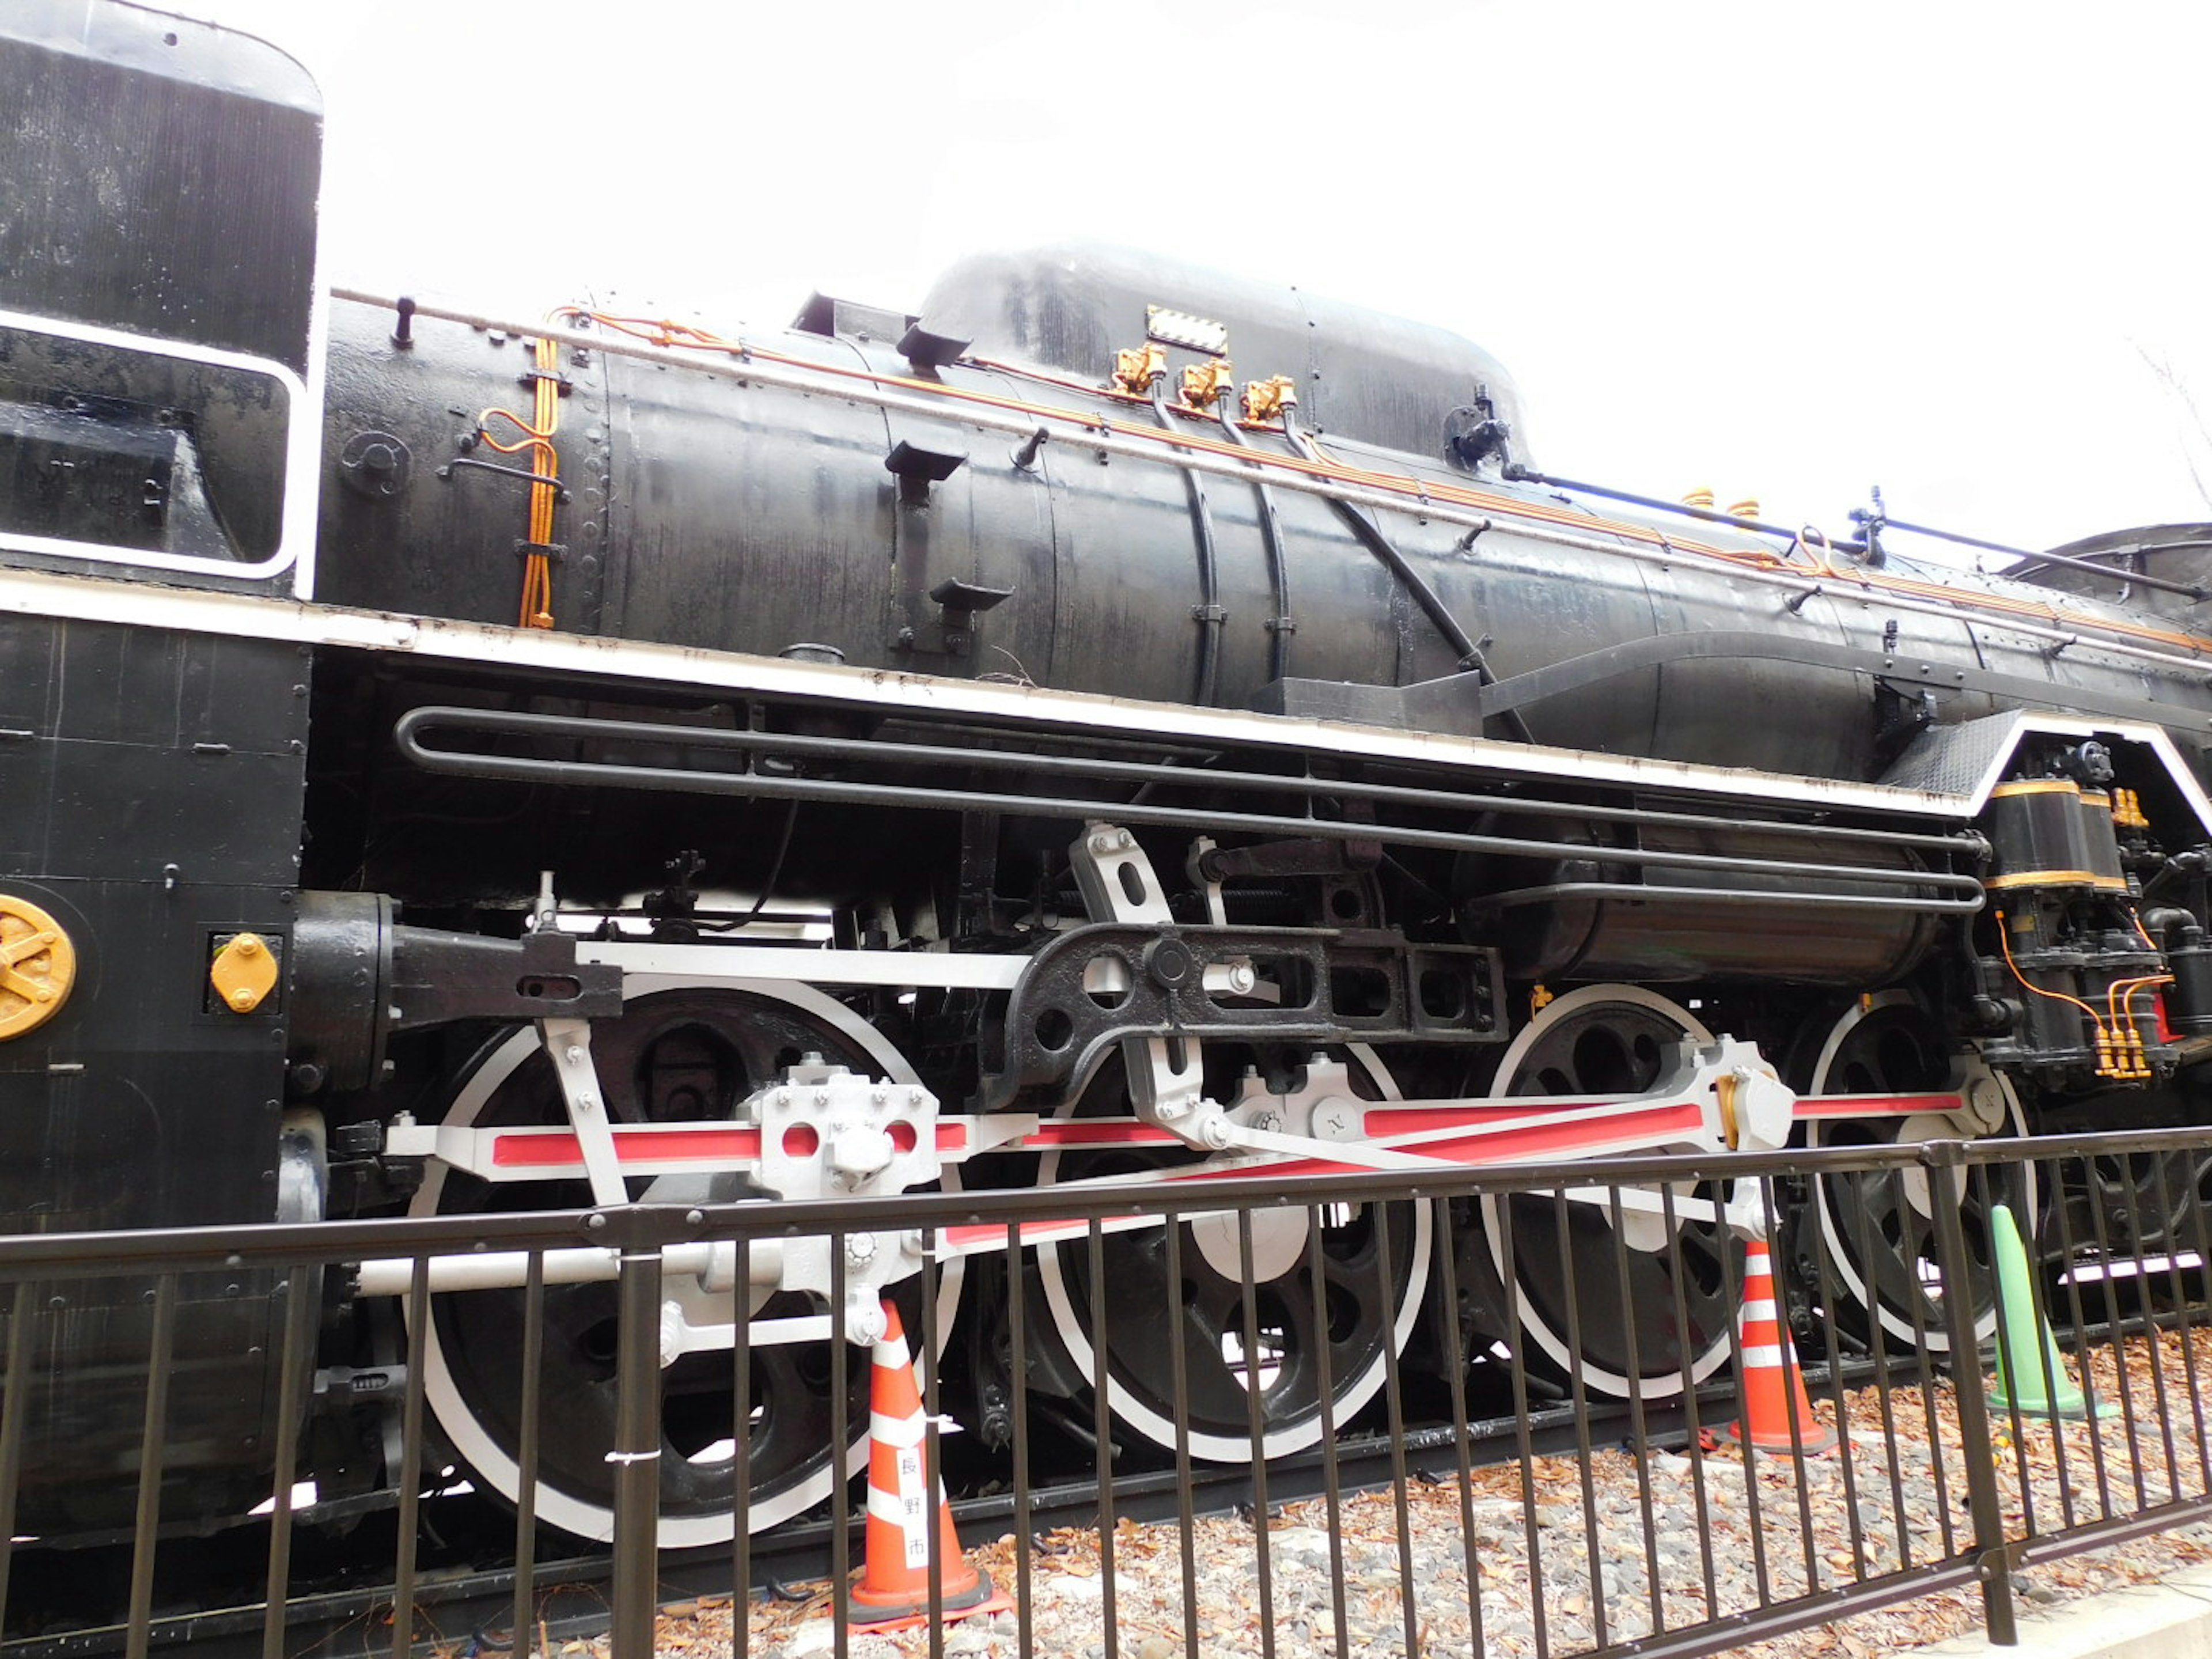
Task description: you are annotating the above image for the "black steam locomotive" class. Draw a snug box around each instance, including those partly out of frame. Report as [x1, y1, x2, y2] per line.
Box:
[6, 0, 2212, 1552]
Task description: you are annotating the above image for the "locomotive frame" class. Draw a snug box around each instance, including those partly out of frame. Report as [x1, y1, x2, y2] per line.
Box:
[7, 0, 2212, 1556]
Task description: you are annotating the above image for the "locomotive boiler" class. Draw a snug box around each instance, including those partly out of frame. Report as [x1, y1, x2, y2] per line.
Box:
[6, 0, 2212, 1555]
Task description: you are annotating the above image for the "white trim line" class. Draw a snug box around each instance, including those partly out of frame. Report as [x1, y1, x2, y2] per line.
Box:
[0, 308, 317, 581]
[0, 565, 1989, 819]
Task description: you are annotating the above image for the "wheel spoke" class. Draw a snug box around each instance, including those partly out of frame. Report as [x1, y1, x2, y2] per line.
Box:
[1032, 1048, 1430, 1461]
[1482, 986, 1735, 1398]
[410, 983, 957, 1546]
[1803, 993, 2025, 1353]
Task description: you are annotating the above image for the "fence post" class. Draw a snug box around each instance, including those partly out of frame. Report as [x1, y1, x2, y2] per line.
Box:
[1922, 1141, 2018, 1646]
[608, 1208, 668, 1659]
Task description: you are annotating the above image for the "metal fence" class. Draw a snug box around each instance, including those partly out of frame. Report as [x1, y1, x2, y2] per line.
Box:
[1, 1127, 2209, 1659]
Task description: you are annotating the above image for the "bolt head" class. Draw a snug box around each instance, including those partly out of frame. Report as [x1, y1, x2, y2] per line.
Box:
[565, 1045, 584, 1064]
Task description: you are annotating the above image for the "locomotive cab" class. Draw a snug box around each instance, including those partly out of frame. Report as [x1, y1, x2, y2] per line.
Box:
[10, 0, 2212, 1566]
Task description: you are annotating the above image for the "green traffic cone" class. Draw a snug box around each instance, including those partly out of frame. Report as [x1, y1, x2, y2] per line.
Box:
[1987, 1202, 2097, 1421]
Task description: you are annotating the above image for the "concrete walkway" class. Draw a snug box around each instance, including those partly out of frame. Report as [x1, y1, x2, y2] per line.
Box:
[1910, 1564, 2212, 1659]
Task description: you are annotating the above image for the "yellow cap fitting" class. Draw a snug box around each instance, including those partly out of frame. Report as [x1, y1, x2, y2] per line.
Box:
[1681, 487, 1715, 510]
[209, 931, 279, 1016]
[1728, 498, 1761, 520]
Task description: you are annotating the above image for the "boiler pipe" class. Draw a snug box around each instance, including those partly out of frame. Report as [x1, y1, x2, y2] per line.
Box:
[330, 290, 2212, 683]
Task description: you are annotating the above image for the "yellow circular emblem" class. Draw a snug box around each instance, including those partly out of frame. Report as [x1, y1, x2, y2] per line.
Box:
[0, 895, 75, 1040]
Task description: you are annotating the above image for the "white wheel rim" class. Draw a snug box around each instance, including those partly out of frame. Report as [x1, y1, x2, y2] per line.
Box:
[1805, 991, 2027, 1353]
[1481, 985, 1731, 1399]
[407, 975, 960, 1546]
[1033, 1043, 1431, 1463]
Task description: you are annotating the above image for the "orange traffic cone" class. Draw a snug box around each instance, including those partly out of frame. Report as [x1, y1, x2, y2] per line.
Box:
[848, 1301, 994, 1627]
[1721, 1240, 1839, 1456]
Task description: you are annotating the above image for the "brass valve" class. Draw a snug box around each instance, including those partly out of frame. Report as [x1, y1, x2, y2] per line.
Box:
[1111, 343, 1167, 396]
[1681, 487, 1716, 510]
[1241, 374, 1298, 424]
[1180, 358, 1234, 408]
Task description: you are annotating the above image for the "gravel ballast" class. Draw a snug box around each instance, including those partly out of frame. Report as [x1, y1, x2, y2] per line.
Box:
[638, 1328, 2212, 1659]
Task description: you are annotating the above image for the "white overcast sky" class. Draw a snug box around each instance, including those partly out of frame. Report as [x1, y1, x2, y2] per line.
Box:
[191, 0, 2212, 560]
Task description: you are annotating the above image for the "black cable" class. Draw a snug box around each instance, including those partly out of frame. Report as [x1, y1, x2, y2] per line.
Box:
[736, 802, 799, 925]
[1282, 412, 1534, 744]
[1214, 397, 1292, 681]
[1150, 378, 1224, 706]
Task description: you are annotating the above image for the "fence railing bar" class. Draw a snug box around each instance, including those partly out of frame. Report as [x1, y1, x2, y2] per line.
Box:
[123, 1272, 177, 1659]
[2015, 1487, 2212, 1570]
[2050, 1157, 2109, 1525]
[1545, 1185, 1609, 1649]
[732, 1238, 751, 1659]
[1764, 1182, 1823, 1600]
[1161, 1214, 1196, 1659]
[2083, 1169, 2152, 1512]
[2176, 1159, 2212, 1504]
[1004, 1224, 1035, 1659]
[1806, 1169, 1869, 1585]
[14, 1132, 2212, 1659]
[1981, 1161, 2040, 1541]
[1896, 1162, 1957, 1562]
[12, 1128, 2212, 1282]
[828, 1233, 851, 1659]
[388, 1259, 430, 1659]
[1852, 1175, 1915, 1573]
[2127, 1177, 2184, 1510]
[512, 1251, 544, 1659]
[1232, 1211, 1269, 1659]
[1429, 1194, 1486, 1657]
[259, 1263, 315, 1659]
[922, 1233, 946, 1659]
[609, 1224, 664, 1659]
[1925, 1146, 2017, 1646]
[1604, 1183, 1665, 1631]
[0, 1279, 34, 1633]
[1372, 1202, 1419, 1659]
[1091, 1218, 1122, 1659]
[1658, 1180, 1719, 1620]
[1496, 1190, 1552, 1659]
[1302, 1205, 1350, 1659]
[1584, 1559, 1984, 1659]
[1715, 1190, 1772, 1609]
[2175, 1156, 2212, 1497]
[2018, 1158, 2075, 1534]
[2145, 1153, 2206, 1499]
